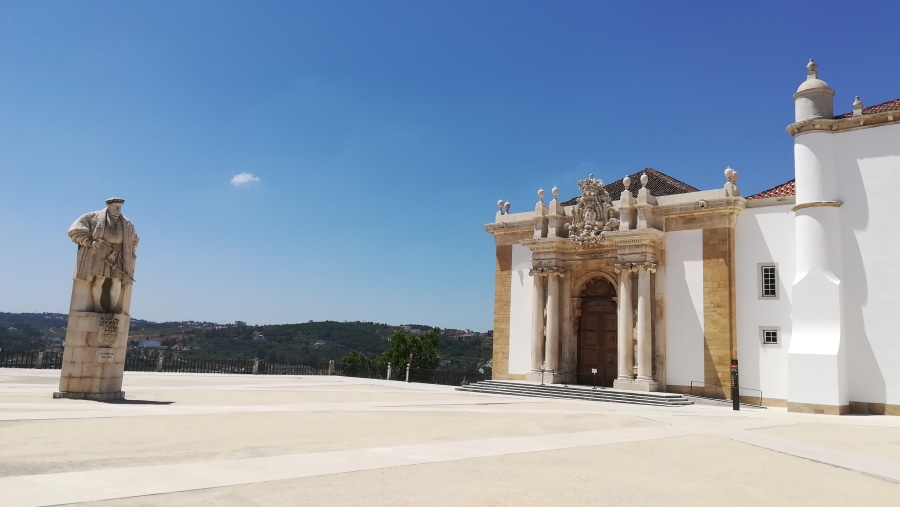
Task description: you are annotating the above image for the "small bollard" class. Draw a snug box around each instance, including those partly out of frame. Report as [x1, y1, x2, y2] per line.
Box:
[731, 359, 740, 411]
[328, 359, 335, 375]
[386, 362, 392, 381]
[252, 359, 259, 375]
[35, 352, 44, 369]
[406, 352, 413, 383]
[591, 368, 597, 389]
[157, 354, 165, 372]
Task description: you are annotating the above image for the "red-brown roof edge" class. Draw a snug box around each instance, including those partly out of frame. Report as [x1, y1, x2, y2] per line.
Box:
[747, 179, 796, 200]
[833, 98, 900, 118]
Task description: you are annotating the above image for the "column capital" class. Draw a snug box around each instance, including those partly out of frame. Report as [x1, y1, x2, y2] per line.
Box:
[614, 263, 637, 273]
[636, 262, 657, 273]
[529, 266, 565, 277]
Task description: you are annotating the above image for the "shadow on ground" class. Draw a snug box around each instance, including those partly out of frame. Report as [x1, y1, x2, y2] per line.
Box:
[100, 399, 174, 405]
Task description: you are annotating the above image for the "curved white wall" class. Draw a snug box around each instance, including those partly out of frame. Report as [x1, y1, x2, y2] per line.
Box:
[736, 204, 794, 401]
[665, 230, 704, 387]
[795, 133, 837, 202]
[508, 244, 534, 375]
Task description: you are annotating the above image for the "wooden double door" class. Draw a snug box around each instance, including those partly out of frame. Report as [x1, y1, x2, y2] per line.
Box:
[577, 298, 618, 386]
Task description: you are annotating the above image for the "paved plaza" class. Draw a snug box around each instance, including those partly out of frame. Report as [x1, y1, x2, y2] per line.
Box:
[1, 370, 899, 506]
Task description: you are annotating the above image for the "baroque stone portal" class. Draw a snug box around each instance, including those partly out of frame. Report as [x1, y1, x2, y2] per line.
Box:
[55, 198, 139, 401]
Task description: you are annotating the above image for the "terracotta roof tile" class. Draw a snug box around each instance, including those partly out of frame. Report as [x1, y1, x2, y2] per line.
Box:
[560, 168, 699, 206]
[747, 179, 795, 200]
[833, 98, 900, 119]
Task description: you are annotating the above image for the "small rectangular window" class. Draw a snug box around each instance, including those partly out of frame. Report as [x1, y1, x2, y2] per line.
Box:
[759, 264, 778, 299]
[763, 329, 778, 344]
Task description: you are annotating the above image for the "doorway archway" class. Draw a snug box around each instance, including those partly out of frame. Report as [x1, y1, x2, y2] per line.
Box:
[576, 276, 617, 386]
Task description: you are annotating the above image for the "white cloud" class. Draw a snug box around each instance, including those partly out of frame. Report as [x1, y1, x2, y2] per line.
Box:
[230, 172, 261, 186]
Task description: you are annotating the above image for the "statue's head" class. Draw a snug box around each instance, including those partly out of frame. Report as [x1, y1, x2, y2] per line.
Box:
[105, 197, 125, 218]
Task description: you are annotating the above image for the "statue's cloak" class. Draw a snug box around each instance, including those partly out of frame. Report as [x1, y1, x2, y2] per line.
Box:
[68, 208, 138, 284]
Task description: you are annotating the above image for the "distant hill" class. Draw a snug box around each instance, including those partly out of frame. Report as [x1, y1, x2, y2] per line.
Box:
[0, 312, 493, 371]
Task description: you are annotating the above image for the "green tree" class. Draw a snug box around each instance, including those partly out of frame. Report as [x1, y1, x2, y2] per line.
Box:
[377, 328, 441, 370]
[341, 350, 373, 365]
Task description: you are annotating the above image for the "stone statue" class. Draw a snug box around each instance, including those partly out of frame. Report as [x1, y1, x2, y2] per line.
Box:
[68, 198, 139, 313]
[55, 197, 139, 401]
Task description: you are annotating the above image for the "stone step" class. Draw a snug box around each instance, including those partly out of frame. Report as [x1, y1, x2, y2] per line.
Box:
[458, 385, 691, 407]
[479, 380, 688, 399]
[457, 381, 692, 407]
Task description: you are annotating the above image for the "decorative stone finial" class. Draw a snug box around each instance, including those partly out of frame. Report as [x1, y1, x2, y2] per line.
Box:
[807, 58, 818, 77]
[538, 187, 545, 203]
[852, 96, 864, 116]
[551, 186, 559, 201]
[724, 167, 740, 197]
[640, 173, 648, 186]
[497, 199, 504, 212]
[504, 201, 510, 214]
[623, 175, 631, 189]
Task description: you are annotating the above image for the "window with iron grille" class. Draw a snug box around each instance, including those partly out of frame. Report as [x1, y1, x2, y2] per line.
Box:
[762, 328, 779, 345]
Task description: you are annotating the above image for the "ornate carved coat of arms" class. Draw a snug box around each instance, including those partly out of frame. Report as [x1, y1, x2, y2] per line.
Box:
[568, 174, 620, 247]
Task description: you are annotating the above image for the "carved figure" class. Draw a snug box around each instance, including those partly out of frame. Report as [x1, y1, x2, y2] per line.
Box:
[68, 198, 139, 312]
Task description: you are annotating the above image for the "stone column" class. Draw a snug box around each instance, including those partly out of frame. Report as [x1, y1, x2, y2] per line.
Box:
[615, 263, 634, 380]
[544, 268, 563, 371]
[528, 268, 546, 371]
[636, 262, 657, 382]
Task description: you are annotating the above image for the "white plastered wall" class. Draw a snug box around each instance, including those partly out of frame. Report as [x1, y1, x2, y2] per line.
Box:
[735, 204, 794, 401]
[665, 230, 704, 387]
[508, 244, 534, 375]
[835, 123, 900, 405]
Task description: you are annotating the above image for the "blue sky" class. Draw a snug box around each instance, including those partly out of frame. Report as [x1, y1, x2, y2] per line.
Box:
[2, 1, 898, 331]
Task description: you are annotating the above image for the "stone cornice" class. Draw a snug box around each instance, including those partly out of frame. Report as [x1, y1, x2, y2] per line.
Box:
[603, 228, 665, 246]
[522, 237, 584, 253]
[791, 200, 843, 212]
[787, 109, 900, 136]
[484, 220, 533, 236]
[663, 202, 742, 232]
[521, 229, 664, 253]
[746, 195, 795, 208]
[656, 197, 746, 216]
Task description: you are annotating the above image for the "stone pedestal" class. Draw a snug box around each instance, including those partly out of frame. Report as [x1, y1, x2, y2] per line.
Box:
[613, 378, 659, 392]
[54, 311, 129, 401]
[525, 370, 567, 384]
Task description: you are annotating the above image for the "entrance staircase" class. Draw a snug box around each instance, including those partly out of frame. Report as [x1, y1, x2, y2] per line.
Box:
[457, 380, 692, 407]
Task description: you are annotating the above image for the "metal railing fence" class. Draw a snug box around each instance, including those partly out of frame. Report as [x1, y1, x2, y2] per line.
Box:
[689, 380, 764, 407]
[0, 350, 486, 387]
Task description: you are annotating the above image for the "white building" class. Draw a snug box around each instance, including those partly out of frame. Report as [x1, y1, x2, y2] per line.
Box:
[485, 60, 900, 415]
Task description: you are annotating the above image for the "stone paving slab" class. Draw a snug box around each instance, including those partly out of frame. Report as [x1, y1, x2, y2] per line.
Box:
[81, 436, 900, 507]
[1, 369, 899, 506]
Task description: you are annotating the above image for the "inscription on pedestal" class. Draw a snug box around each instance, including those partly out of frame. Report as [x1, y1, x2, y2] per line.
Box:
[97, 349, 116, 362]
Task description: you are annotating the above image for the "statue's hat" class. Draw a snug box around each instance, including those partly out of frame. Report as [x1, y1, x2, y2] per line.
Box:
[105, 197, 125, 204]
